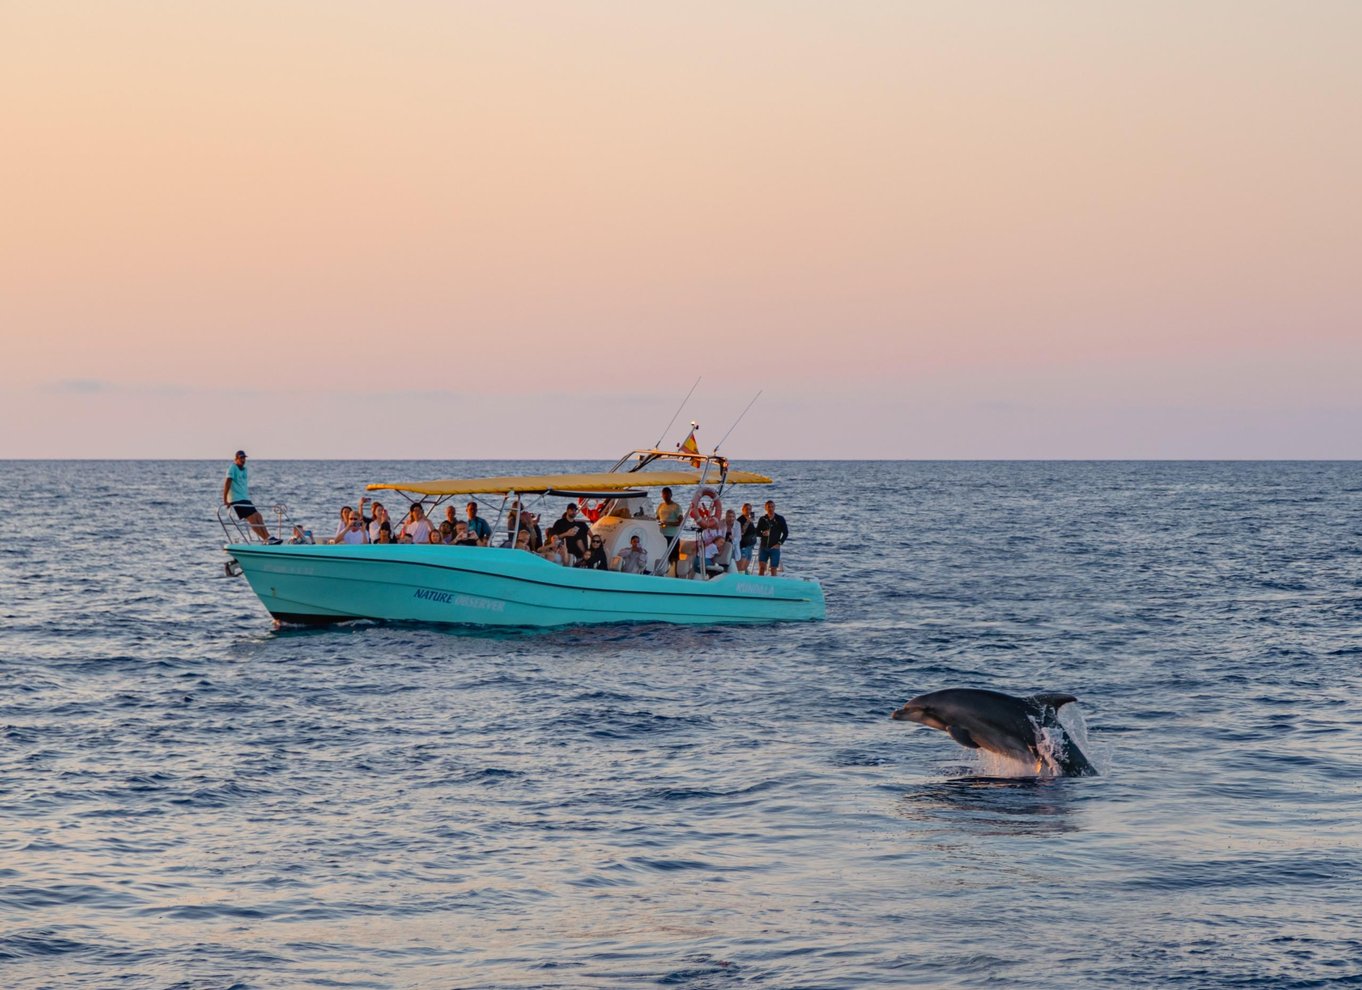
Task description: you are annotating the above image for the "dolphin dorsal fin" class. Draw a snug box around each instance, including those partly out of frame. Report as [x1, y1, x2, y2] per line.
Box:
[1029, 693, 1078, 710]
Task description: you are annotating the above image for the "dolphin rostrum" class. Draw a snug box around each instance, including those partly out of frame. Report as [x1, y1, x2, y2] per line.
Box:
[891, 688, 1098, 776]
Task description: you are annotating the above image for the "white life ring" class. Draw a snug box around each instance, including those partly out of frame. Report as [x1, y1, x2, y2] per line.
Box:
[688, 487, 722, 528]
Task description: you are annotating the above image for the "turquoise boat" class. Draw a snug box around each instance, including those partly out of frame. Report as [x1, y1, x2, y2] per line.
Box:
[222, 441, 825, 628]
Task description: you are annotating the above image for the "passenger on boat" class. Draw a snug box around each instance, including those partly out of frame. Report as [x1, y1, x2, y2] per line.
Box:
[757, 500, 789, 577]
[453, 521, 480, 547]
[288, 525, 310, 545]
[438, 520, 456, 544]
[375, 520, 394, 544]
[465, 502, 492, 545]
[222, 450, 278, 543]
[537, 533, 569, 566]
[513, 529, 533, 552]
[614, 535, 649, 574]
[719, 509, 741, 570]
[737, 503, 758, 573]
[427, 528, 442, 544]
[504, 502, 541, 548]
[367, 503, 389, 541]
[695, 510, 738, 575]
[698, 525, 727, 576]
[577, 534, 609, 570]
[549, 504, 590, 560]
[338, 512, 370, 545]
[334, 506, 354, 542]
[399, 504, 435, 544]
[522, 512, 543, 551]
[657, 487, 684, 575]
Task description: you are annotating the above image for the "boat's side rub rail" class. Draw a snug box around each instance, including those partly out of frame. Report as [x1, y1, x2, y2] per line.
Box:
[227, 546, 818, 604]
[228, 543, 825, 626]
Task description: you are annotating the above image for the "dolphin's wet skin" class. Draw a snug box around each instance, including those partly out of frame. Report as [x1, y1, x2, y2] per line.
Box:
[4, 459, 1362, 988]
[891, 687, 1100, 776]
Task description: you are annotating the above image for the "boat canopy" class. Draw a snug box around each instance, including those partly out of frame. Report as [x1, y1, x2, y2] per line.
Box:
[366, 469, 772, 498]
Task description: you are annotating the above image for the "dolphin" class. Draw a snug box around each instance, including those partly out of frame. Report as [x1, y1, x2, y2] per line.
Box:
[891, 688, 1098, 776]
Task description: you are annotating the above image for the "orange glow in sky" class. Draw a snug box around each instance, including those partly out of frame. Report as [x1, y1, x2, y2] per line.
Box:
[1, 2, 1359, 457]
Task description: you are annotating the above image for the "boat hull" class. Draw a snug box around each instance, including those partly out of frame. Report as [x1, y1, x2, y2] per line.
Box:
[226, 544, 825, 627]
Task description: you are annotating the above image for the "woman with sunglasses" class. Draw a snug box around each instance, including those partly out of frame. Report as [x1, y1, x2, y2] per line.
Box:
[576, 534, 610, 570]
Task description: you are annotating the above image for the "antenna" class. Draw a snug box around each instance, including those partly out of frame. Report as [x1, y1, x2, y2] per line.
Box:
[654, 376, 701, 449]
[714, 391, 762, 453]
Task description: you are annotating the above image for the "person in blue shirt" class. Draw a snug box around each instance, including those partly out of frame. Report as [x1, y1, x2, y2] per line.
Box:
[464, 501, 492, 545]
[222, 450, 277, 543]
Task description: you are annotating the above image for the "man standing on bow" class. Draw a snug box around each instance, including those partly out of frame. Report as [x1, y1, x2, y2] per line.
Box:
[222, 450, 278, 543]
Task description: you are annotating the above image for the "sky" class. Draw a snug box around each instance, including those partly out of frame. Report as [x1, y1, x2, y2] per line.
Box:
[1, 1, 1359, 459]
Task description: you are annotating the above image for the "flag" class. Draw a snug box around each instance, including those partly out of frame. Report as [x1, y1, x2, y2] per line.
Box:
[679, 429, 702, 468]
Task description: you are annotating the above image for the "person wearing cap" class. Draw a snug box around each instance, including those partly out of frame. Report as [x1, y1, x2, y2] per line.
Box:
[222, 450, 277, 543]
[548, 502, 590, 561]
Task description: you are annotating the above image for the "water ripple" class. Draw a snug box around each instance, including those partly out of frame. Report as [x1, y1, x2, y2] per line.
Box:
[2, 460, 1361, 988]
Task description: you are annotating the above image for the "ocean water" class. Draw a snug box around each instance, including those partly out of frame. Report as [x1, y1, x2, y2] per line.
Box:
[2, 459, 1361, 990]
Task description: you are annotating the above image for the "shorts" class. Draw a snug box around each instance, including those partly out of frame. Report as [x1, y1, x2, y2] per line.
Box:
[666, 539, 681, 563]
[759, 546, 782, 568]
[230, 500, 258, 520]
[739, 545, 754, 562]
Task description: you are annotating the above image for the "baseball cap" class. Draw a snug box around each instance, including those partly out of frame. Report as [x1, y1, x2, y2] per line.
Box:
[235, 450, 247, 458]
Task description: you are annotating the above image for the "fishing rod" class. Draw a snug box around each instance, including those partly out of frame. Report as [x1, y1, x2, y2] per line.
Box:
[654, 376, 701, 449]
[713, 390, 762, 454]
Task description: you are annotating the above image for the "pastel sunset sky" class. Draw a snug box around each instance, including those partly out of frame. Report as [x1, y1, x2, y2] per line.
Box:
[2, 2, 1358, 458]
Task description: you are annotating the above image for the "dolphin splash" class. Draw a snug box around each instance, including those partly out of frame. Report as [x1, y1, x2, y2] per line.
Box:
[891, 688, 1098, 777]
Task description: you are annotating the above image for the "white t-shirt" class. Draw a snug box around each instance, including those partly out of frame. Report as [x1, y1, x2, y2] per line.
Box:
[699, 526, 725, 562]
[339, 525, 369, 545]
[403, 518, 434, 544]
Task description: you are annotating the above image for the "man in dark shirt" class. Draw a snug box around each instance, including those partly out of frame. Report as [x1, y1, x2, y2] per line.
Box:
[548, 503, 591, 560]
[737, 501, 759, 574]
[756, 499, 789, 577]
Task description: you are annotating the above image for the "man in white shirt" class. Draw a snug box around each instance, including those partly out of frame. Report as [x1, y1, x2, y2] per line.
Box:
[399, 504, 434, 544]
[338, 513, 370, 544]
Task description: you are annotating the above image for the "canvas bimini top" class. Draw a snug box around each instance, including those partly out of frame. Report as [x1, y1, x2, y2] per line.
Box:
[366, 468, 772, 498]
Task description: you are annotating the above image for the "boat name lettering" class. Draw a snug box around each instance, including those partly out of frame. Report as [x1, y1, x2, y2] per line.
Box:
[454, 595, 506, 613]
[733, 581, 775, 597]
[414, 588, 454, 604]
